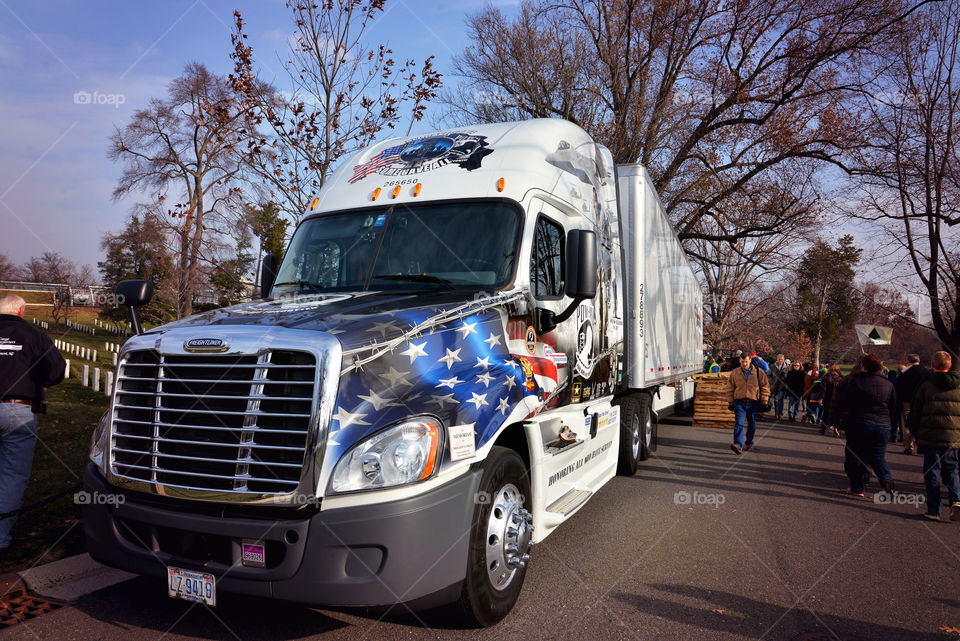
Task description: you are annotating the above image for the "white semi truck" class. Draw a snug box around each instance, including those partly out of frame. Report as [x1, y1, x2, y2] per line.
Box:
[83, 119, 702, 625]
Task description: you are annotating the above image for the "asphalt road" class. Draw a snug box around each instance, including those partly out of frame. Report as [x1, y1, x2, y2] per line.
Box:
[4, 416, 958, 641]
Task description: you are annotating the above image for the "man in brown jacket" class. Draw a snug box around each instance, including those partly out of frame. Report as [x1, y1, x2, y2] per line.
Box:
[727, 352, 771, 454]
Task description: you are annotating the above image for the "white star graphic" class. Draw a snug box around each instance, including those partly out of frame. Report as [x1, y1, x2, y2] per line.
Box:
[484, 332, 503, 349]
[366, 320, 398, 337]
[456, 320, 478, 338]
[504, 376, 517, 391]
[357, 390, 396, 411]
[332, 407, 370, 429]
[475, 356, 491, 370]
[476, 372, 495, 387]
[439, 347, 463, 369]
[497, 397, 510, 415]
[467, 392, 488, 409]
[400, 341, 428, 364]
[437, 375, 462, 389]
[380, 366, 413, 388]
[429, 393, 460, 409]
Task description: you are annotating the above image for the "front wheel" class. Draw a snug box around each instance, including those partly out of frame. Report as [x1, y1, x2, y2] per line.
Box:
[458, 446, 533, 627]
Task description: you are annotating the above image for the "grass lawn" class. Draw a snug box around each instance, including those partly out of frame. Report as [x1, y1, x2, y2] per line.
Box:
[0, 309, 124, 574]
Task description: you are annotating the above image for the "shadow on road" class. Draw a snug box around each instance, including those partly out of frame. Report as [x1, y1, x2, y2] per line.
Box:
[611, 583, 932, 641]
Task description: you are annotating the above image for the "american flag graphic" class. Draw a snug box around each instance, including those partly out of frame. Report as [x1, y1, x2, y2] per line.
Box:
[326, 308, 550, 457]
[348, 143, 408, 184]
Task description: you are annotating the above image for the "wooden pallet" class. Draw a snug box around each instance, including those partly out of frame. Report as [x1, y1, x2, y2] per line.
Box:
[693, 372, 735, 429]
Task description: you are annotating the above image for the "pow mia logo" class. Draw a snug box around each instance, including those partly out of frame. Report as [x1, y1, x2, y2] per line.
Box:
[349, 133, 494, 183]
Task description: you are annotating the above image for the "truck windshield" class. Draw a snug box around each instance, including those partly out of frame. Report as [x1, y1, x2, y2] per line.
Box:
[272, 201, 521, 294]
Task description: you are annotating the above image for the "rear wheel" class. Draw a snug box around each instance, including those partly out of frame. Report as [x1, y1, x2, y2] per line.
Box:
[459, 446, 533, 627]
[617, 393, 654, 475]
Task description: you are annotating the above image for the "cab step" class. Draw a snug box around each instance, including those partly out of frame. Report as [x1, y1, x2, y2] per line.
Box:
[546, 489, 592, 516]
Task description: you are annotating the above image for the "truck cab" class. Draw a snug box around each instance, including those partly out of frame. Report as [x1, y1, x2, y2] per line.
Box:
[83, 119, 701, 626]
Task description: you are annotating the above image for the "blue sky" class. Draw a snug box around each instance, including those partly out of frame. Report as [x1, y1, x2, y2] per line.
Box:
[0, 0, 499, 272]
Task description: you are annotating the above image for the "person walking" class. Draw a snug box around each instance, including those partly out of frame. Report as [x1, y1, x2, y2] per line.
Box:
[801, 363, 818, 423]
[895, 354, 930, 455]
[769, 354, 789, 419]
[727, 352, 771, 454]
[905, 351, 960, 522]
[820, 364, 843, 435]
[0, 295, 66, 551]
[830, 353, 897, 498]
[806, 376, 825, 427]
[785, 361, 806, 422]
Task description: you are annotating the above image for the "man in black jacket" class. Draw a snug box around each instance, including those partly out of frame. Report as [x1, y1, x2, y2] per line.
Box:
[895, 354, 930, 454]
[0, 294, 66, 551]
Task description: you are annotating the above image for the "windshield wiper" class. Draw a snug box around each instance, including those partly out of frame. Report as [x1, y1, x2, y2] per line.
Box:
[372, 274, 455, 290]
[272, 280, 324, 291]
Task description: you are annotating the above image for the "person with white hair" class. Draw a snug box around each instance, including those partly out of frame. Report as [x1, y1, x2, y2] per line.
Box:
[0, 294, 66, 551]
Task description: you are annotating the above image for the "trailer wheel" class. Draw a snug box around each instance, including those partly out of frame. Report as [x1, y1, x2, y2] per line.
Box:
[617, 393, 654, 475]
[459, 446, 533, 627]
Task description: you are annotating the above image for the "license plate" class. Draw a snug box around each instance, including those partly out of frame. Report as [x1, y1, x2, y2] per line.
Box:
[167, 567, 216, 606]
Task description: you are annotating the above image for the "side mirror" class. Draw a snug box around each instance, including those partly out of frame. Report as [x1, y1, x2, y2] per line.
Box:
[261, 254, 277, 298]
[116, 280, 154, 335]
[535, 229, 598, 334]
[564, 229, 598, 299]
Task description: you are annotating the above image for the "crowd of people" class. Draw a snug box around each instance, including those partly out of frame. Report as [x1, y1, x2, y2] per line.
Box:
[712, 348, 960, 522]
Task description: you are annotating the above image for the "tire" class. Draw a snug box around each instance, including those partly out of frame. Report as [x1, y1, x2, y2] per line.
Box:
[458, 446, 533, 627]
[617, 393, 654, 475]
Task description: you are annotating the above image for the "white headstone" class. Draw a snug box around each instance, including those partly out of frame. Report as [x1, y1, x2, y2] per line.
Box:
[64, 359, 70, 379]
[112, 353, 118, 367]
[92, 368, 101, 392]
[81, 364, 89, 387]
[105, 371, 114, 397]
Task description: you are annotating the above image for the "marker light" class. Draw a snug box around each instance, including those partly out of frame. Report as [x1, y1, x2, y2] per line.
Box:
[413, 183, 422, 197]
[497, 177, 505, 192]
[310, 197, 320, 210]
[372, 187, 381, 201]
[392, 185, 402, 198]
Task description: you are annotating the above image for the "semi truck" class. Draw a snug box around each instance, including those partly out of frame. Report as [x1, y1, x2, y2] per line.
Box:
[83, 118, 702, 626]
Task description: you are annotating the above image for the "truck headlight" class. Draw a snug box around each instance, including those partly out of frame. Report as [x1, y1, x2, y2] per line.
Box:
[89, 411, 109, 473]
[330, 417, 442, 493]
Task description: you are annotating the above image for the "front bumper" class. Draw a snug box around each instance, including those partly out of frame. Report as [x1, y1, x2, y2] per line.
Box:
[83, 464, 481, 609]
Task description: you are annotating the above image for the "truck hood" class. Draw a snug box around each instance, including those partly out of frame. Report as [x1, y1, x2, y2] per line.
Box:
[147, 289, 494, 350]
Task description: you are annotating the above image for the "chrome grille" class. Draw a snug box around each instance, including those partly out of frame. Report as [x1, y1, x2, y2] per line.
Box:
[110, 349, 317, 495]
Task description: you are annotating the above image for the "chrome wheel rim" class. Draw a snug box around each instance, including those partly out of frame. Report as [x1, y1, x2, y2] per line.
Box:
[484, 482, 533, 591]
[631, 413, 641, 459]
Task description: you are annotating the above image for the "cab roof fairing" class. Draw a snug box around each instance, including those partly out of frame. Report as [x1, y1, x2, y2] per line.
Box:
[302, 119, 617, 222]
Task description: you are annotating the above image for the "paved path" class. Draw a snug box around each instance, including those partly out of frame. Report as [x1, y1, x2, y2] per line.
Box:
[3, 416, 957, 640]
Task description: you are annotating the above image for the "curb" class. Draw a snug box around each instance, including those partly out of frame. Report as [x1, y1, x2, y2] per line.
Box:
[16, 553, 135, 602]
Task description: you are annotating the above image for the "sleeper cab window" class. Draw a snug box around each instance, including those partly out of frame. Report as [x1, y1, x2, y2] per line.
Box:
[531, 215, 564, 299]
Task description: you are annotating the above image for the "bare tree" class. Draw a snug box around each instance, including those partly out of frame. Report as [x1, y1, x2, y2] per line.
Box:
[230, 2, 442, 224]
[446, 0, 921, 244]
[853, 0, 960, 367]
[0, 253, 17, 281]
[110, 63, 253, 318]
